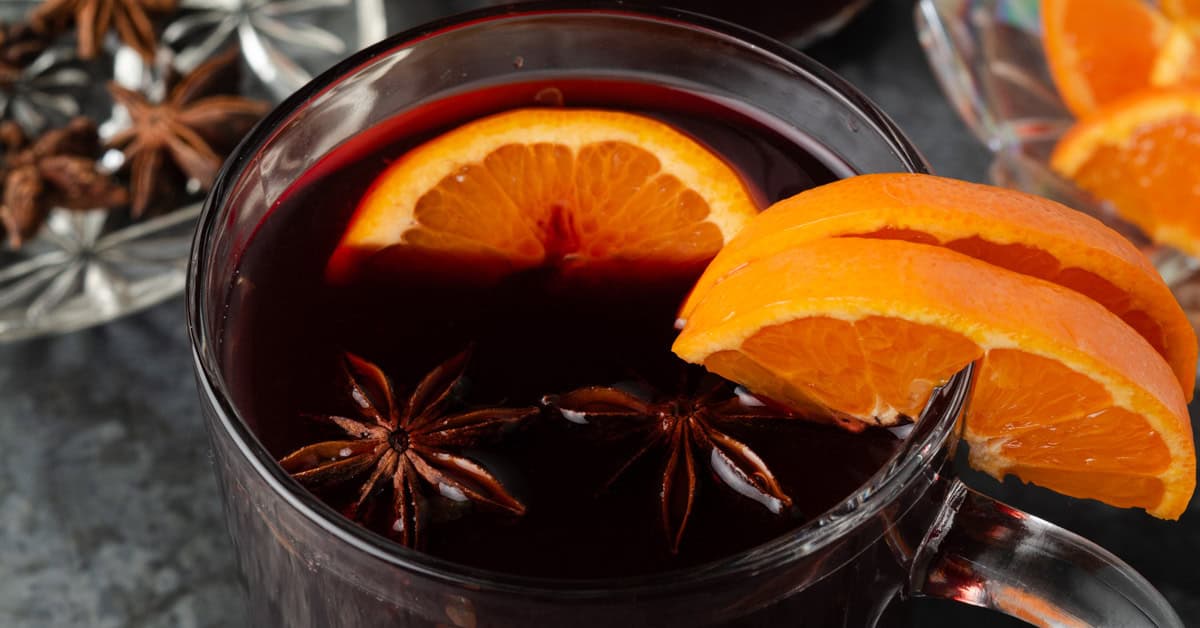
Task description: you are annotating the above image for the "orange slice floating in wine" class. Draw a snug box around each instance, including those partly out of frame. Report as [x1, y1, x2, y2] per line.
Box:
[327, 108, 760, 283]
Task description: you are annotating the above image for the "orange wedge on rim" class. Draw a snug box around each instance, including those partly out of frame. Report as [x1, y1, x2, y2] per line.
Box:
[673, 237, 1195, 519]
[1042, 0, 1172, 116]
[1051, 89, 1200, 261]
[679, 174, 1197, 394]
[326, 108, 760, 283]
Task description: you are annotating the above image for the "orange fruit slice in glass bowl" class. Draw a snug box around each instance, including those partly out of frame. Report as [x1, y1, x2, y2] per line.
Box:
[326, 108, 760, 284]
[679, 173, 1197, 394]
[1051, 89, 1200, 261]
[673, 237, 1195, 518]
[1151, 24, 1200, 87]
[1042, 0, 1172, 116]
[1162, 0, 1200, 21]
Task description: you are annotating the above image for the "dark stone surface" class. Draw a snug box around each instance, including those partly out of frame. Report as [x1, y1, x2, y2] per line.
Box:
[0, 1, 1192, 627]
[0, 303, 244, 627]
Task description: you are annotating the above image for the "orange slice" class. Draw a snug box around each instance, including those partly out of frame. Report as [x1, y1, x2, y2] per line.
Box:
[673, 237, 1195, 518]
[1042, 0, 1172, 116]
[1051, 89, 1200, 260]
[1151, 24, 1200, 87]
[1162, 0, 1200, 21]
[679, 173, 1196, 394]
[326, 108, 760, 283]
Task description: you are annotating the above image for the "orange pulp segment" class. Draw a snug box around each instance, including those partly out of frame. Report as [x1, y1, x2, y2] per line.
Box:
[673, 237, 1195, 518]
[1051, 88, 1200, 260]
[326, 108, 760, 283]
[1042, 0, 1172, 116]
[678, 173, 1196, 394]
[1151, 23, 1200, 87]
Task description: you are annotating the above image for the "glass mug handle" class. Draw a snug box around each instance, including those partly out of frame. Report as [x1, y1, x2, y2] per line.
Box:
[910, 479, 1184, 627]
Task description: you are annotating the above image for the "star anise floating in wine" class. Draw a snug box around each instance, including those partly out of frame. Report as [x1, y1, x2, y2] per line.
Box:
[544, 375, 794, 553]
[279, 350, 539, 548]
[0, 116, 127, 247]
[107, 46, 267, 216]
[30, 0, 176, 60]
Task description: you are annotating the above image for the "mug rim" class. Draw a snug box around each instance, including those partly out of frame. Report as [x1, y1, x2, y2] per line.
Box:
[186, 0, 954, 599]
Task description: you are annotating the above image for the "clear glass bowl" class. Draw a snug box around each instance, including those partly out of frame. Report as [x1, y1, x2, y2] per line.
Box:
[164, 0, 387, 100]
[0, 0, 383, 341]
[914, 0, 1200, 336]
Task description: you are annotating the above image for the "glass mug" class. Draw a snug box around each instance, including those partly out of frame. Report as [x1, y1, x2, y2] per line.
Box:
[186, 5, 1184, 627]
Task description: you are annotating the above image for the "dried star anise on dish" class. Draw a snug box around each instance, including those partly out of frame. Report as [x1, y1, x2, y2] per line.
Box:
[279, 350, 540, 548]
[107, 45, 267, 216]
[0, 21, 52, 85]
[29, 0, 176, 60]
[544, 375, 794, 553]
[0, 116, 128, 248]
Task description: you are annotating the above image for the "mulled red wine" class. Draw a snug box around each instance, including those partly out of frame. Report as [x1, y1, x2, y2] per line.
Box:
[221, 79, 906, 578]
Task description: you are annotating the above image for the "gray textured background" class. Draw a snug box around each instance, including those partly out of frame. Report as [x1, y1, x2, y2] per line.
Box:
[0, 1, 1194, 626]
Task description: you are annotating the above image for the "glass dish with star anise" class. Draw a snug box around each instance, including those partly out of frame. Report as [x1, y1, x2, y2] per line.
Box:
[188, 5, 1182, 628]
[0, 0, 381, 340]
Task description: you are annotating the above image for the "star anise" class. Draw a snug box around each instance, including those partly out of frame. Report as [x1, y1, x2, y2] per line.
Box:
[279, 350, 540, 548]
[29, 0, 177, 60]
[0, 116, 128, 248]
[107, 45, 267, 216]
[0, 22, 52, 86]
[544, 375, 794, 553]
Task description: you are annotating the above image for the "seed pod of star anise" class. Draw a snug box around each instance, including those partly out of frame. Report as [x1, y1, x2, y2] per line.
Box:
[31, 116, 101, 158]
[1, 163, 46, 246]
[0, 120, 24, 151]
[0, 117, 128, 248]
[0, 21, 51, 85]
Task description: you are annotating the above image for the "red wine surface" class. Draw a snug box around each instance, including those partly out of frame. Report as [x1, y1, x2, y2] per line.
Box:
[221, 79, 905, 578]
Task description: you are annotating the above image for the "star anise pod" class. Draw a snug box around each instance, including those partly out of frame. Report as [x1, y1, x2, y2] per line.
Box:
[29, 0, 176, 60]
[107, 45, 267, 216]
[279, 350, 540, 548]
[0, 22, 52, 86]
[544, 375, 794, 553]
[0, 116, 128, 248]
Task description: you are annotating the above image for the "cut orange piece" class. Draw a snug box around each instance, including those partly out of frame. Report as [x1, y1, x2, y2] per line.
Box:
[326, 108, 760, 283]
[1042, 0, 1171, 116]
[1151, 24, 1200, 87]
[1162, 0, 1200, 21]
[673, 237, 1195, 518]
[1051, 89, 1200, 260]
[679, 173, 1196, 393]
